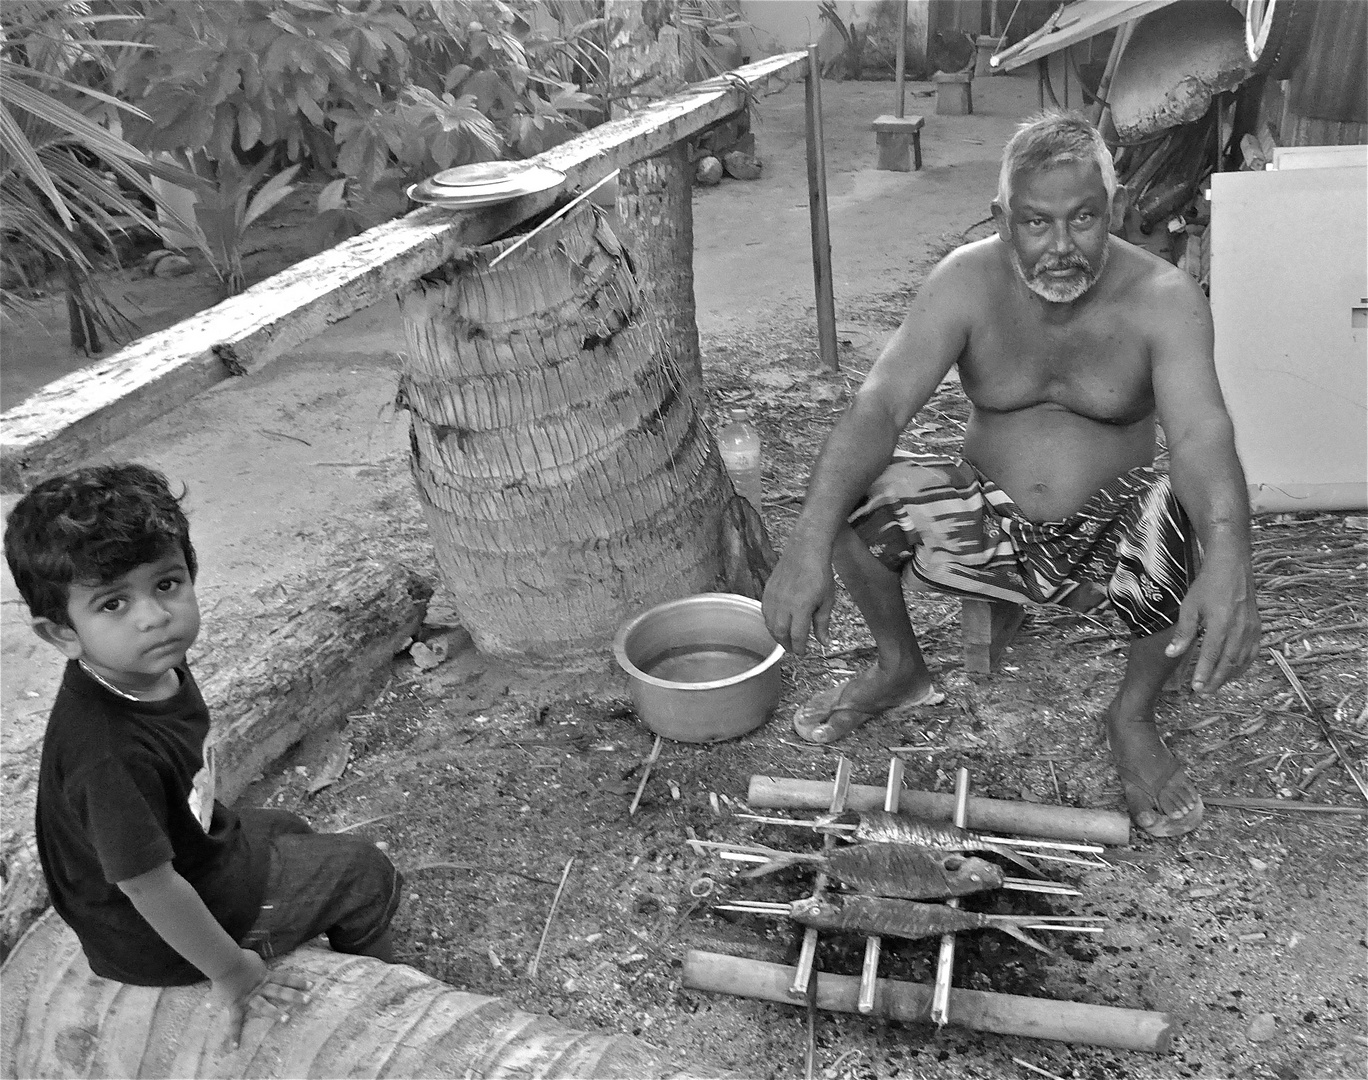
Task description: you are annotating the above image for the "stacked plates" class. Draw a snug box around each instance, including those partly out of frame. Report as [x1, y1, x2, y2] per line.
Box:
[407, 161, 566, 208]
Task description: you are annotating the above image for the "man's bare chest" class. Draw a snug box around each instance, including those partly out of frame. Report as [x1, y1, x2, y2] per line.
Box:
[959, 310, 1155, 424]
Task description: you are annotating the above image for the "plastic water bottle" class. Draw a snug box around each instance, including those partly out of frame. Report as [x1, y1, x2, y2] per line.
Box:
[717, 407, 763, 512]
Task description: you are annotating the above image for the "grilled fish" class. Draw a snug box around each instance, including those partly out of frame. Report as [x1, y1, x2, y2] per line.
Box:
[741, 842, 1006, 899]
[788, 894, 1064, 953]
[817, 809, 1044, 878]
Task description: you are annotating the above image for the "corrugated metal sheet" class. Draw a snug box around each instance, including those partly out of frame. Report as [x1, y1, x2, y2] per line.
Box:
[1287, 0, 1367, 125]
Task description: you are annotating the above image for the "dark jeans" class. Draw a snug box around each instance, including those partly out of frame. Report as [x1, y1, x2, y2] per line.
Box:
[236, 809, 402, 959]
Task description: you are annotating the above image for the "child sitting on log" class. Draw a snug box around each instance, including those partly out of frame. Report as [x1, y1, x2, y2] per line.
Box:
[4, 463, 403, 1049]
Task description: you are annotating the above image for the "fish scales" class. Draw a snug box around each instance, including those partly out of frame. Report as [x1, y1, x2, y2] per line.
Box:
[825, 845, 1004, 899]
[740, 843, 1005, 899]
[788, 894, 1055, 953]
[827, 809, 1044, 878]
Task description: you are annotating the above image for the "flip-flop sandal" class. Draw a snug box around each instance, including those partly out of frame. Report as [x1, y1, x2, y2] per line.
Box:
[1114, 756, 1205, 839]
[793, 678, 945, 745]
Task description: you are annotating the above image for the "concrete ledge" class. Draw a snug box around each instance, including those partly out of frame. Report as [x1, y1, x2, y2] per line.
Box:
[0, 558, 433, 958]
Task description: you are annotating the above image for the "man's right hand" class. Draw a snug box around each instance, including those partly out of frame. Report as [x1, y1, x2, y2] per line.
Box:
[211, 947, 312, 1052]
[762, 540, 836, 656]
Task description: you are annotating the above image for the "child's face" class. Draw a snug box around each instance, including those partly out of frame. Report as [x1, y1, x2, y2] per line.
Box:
[36, 550, 200, 698]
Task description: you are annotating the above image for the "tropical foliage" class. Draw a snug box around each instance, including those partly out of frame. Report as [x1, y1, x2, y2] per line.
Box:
[114, 1, 602, 196]
[0, 0, 202, 349]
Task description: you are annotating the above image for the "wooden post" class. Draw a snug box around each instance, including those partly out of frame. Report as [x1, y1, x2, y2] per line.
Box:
[895, 0, 908, 118]
[746, 775, 1133, 845]
[682, 951, 1175, 1053]
[1087, 22, 1134, 130]
[804, 43, 839, 373]
[961, 597, 1025, 674]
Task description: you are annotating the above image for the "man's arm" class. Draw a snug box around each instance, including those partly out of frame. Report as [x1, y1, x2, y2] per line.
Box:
[1149, 268, 1261, 693]
[762, 252, 975, 653]
[119, 862, 309, 1049]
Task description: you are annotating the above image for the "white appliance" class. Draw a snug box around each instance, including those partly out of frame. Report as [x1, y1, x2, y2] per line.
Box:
[1209, 160, 1367, 512]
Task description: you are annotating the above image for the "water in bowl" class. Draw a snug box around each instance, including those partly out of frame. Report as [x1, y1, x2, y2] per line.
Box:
[643, 642, 767, 684]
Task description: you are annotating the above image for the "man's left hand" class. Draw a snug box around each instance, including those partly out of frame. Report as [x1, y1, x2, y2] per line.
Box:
[1165, 550, 1260, 695]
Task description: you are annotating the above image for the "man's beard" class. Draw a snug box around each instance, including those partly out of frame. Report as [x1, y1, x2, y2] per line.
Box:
[1009, 243, 1108, 303]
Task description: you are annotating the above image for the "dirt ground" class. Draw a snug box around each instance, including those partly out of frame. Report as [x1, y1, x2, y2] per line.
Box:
[3, 71, 1366, 1080]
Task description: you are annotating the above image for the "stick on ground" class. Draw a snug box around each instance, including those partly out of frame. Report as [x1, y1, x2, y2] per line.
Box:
[529, 856, 574, 980]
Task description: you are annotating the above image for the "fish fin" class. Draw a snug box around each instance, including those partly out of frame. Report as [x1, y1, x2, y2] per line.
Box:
[987, 844, 1046, 878]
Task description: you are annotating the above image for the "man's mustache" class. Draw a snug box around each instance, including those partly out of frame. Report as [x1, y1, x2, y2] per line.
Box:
[1033, 256, 1091, 275]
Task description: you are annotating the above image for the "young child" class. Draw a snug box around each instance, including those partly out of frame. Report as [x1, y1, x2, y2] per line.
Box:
[5, 463, 403, 1048]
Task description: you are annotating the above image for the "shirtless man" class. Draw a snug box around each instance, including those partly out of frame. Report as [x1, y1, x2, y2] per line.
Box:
[762, 112, 1260, 838]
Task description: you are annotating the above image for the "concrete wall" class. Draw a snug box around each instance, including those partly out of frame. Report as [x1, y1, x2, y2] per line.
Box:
[738, 1, 931, 64]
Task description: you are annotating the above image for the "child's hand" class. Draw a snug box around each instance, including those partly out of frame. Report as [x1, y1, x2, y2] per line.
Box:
[210, 947, 312, 1052]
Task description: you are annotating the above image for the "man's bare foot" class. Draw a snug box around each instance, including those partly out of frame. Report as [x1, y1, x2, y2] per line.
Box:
[1105, 701, 1204, 838]
[793, 662, 943, 744]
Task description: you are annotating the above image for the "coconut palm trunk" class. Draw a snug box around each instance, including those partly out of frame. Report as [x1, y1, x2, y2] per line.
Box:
[606, 0, 702, 392]
[397, 202, 733, 662]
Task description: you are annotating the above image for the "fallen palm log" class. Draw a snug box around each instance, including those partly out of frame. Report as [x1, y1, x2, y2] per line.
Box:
[1, 911, 712, 1079]
[682, 950, 1173, 1054]
[747, 776, 1132, 846]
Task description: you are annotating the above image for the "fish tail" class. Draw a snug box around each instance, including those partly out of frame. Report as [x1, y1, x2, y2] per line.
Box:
[995, 921, 1055, 954]
[986, 843, 1045, 878]
[739, 847, 823, 878]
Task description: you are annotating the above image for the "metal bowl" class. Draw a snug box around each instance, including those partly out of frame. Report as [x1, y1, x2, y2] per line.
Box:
[613, 593, 785, 743]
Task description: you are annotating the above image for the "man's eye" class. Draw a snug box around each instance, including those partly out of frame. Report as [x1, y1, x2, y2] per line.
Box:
[158, 577, 182, 593]
[1075, 212, 1095, 224]
[101, 598, 126, 613]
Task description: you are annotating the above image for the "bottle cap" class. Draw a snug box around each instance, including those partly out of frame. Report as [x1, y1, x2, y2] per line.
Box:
[729, 407, 749, 421]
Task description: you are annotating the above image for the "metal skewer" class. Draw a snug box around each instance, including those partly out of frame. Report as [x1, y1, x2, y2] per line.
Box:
[695, 841, 1083, 896]
[858, 757, 904, 1014]
[713, 900, 1107, 934]
[731, 813, 1106, 854]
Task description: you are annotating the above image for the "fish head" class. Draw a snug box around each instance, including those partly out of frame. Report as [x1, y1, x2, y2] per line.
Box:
[939, 854, 1005, 892]
[789, 897, 833, 920]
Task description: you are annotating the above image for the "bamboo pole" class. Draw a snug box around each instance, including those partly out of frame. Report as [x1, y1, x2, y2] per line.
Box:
[789, 756, 851, 996]
[804, 43, 839, 372]
[747, 776, 1132, 846]
[857, 757, 904, 1013]
[930, 767, 970, 1025]
[682, 951, 1174, 1054]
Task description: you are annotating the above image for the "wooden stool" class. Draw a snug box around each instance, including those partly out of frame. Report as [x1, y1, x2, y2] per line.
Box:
[872, 114, 924, 172]
[933, 71, 973, 116]
[959, 596, 1196, 693]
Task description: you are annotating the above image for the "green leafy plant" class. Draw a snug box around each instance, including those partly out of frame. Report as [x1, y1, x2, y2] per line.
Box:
[115, 1, 605, 199]
[1, 0, 204, 353]
[172, 152, 300, 295]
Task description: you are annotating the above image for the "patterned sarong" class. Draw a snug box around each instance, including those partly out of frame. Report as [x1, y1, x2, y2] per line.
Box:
[848, 453, 1197, 638]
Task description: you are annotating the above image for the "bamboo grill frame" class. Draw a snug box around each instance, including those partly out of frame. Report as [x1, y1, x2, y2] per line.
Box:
[690, 760, 1167, 1052]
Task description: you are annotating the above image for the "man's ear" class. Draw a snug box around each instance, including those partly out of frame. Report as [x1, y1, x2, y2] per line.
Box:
[990, 198, 1010, 241]
[32, 618, 83, 660]
[1109, 184, 1130, 233]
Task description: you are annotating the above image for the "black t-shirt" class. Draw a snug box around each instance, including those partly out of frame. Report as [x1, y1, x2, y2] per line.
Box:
[35, 661, 269, 984]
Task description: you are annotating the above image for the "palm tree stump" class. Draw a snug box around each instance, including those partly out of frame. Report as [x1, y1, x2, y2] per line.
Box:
[397, 201, 734, 663]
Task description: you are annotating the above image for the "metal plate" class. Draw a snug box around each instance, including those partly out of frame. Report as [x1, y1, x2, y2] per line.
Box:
[407, 162, 566, 207]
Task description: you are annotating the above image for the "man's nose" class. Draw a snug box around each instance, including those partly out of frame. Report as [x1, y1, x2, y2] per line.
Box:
[1049, 223, 1074, 253]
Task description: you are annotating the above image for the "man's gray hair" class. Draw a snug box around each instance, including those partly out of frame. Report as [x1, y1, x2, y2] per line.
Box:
[996, 111, 1118, 211]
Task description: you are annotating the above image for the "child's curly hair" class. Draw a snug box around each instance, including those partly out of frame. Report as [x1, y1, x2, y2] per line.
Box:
[4, 463, 197, 625]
